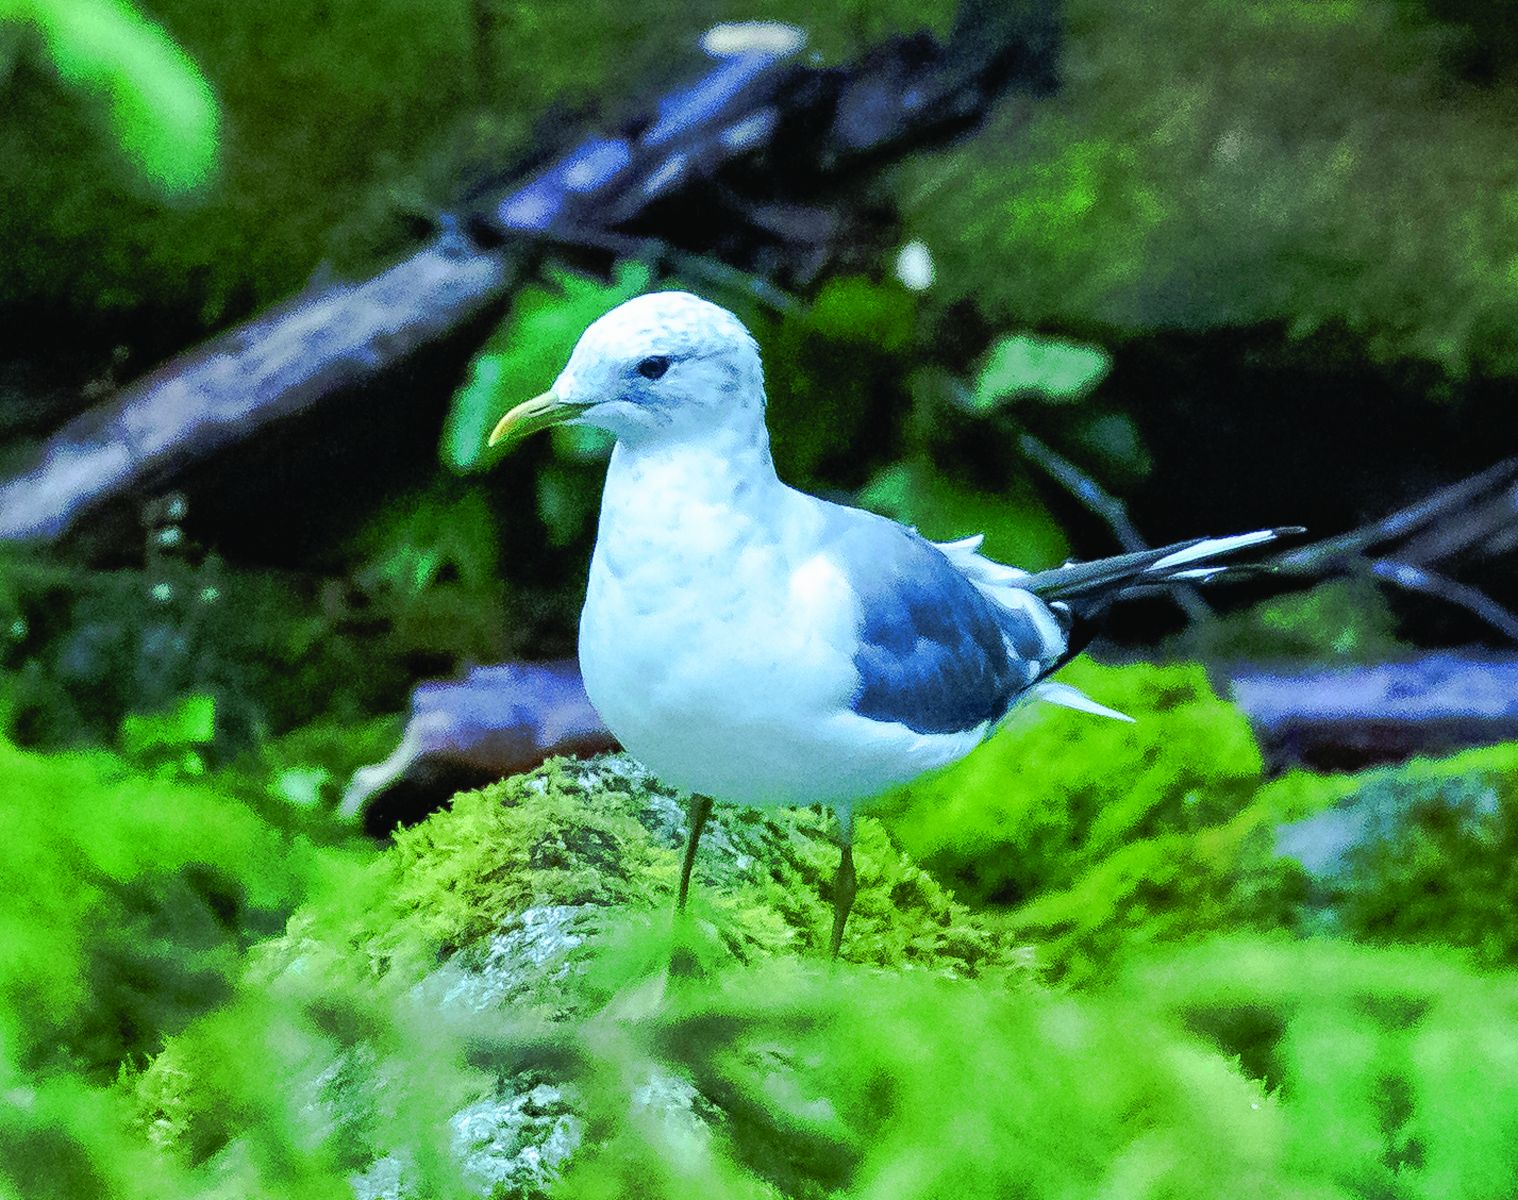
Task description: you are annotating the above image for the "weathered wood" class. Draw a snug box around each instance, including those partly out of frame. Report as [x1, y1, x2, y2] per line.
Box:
[0, 4, 1061, 544]
[1228, 653, 1518, 772]
[338, 651, 1518, 822]
[0, 240, 515, 541]
[340, 660, 615, 825]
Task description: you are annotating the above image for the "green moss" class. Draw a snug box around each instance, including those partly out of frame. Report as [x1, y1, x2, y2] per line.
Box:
[881, 659, 1264, 906]
[11, 0, 218, 196]
[553, 963, 1316, 1200]
[97, 745, 1518, 1198]
[1274, 742, 1518, 964]
[0, 737, 367, 1074]
[324, 754, 1031, 979]
[901, 0, 1518, 377]
[1120, 937, 1518, 1199]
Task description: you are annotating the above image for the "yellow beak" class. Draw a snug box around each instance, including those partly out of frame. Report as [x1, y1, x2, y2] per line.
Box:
[487, 390, 582, 448]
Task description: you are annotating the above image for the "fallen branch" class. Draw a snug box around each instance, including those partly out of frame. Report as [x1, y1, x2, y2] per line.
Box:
[339, 660, 615, 823]
[1226, 653, 1518, 772]
[0, 5, 1060, 543]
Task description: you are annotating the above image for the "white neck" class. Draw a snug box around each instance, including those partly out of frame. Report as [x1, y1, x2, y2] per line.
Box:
[593, 417, 784, 577]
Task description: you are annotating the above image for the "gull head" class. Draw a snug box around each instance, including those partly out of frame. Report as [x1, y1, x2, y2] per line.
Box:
[489, 291, 766, 449]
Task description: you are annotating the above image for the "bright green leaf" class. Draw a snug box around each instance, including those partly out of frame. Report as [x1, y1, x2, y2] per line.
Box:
[970, 332, 1112, 411]
[858, 459, 1068, 570]
[119, 692, 216, 758]
[9, 0, 219, 195]
[443, 261, 653, 474]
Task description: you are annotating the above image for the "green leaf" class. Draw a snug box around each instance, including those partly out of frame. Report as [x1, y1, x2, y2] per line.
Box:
[442, 261, 652, 474]
[858, 459, 1068, 570]
[11, 0, 219, 195]
[119, 692, 216, 758]
[969, 332, 1112, 411]
[805, 275, 916, 352]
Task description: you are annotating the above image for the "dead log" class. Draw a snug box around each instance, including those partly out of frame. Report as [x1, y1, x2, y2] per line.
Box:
[0, 241, 513, 541]
[0, 4, 1060, 544]
[1227, 653, 1518, 773]
[340, 660, 615, 832]
[338, 650, 1518, 825]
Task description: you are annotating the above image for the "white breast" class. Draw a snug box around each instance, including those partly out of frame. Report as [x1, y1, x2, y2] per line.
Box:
[577, 438, 986, 810]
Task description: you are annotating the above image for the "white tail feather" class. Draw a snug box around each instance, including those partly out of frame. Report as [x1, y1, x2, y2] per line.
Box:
[1036, 681, 1134, 722]
[1153, 529, 1278, 571]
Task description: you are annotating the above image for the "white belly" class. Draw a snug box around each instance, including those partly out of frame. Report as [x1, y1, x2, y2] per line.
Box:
[577, 438, 986, 811]
[578, 513, 983, 811]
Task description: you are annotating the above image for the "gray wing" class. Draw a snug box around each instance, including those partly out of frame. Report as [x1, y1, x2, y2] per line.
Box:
[817, 503, 1059, 736]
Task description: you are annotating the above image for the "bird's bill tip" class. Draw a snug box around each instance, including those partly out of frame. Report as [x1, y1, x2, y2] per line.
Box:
[487, 390, 576, 449]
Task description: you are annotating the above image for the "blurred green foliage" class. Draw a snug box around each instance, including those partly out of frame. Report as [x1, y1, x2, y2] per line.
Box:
[0, 0, 954, 323]
[0, 546, 414, 752]
[444, 264, 650, 476]
[1120, 937, 1518, 1199]
[859, 459, 1069, 572]
[901, 0, 1518, 377]
[968, 332, 1112, 411]
[1186, 578, 1405, 662]
[118, 691, 215, 775]
[9, 747, 1503, 1199]
[350, 481, 511, 666]
[4, 0, 217, 194]
[0, 735, 364, 1077]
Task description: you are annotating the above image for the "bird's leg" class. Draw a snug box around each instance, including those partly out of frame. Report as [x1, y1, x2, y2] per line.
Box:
[829, 809, 856, 960]
[676, 794, 714, 912]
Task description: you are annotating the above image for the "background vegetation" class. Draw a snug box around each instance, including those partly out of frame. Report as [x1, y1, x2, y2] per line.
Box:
[3, 0, 1518, 1196]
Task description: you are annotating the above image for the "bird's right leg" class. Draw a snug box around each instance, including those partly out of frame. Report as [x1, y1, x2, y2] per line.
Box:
[676, 793, 714, 912]
[829, 807, 856, 960]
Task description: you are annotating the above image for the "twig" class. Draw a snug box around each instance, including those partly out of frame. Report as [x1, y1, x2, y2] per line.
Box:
[1361, 559, 1518, 645]
[1273, 456, 1518, 574]
[1017, 432, 1212, 621]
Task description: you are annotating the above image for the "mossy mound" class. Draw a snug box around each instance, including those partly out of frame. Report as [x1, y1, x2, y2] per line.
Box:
[123, 753, 1042, 1196]
[105, 746, 1518, 1199]
[882, 659, 1266, 906]
[883, 662, 1518, 984]
[901, 0, 1518, 377]
[112, 754, 1333, 1198]
[289, 752, 1038, 987]
[1272, 741, 1518, 963]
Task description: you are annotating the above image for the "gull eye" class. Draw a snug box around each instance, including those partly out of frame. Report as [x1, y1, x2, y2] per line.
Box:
[636, 355, 671, 381]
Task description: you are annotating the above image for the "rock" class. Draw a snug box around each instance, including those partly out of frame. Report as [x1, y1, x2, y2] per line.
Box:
[137, 752, 1031, 1198]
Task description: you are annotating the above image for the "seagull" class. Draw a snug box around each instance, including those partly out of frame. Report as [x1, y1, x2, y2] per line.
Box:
[489, 291, 1295, 956]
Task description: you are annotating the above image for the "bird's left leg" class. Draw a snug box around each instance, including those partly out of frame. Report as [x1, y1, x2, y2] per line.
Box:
[829, 807, 856, 960]
[676, 794, 714, 912]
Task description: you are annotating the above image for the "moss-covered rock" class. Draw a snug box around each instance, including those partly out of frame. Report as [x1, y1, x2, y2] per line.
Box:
[122, 753, 1040, 1195]
[299, 753, 1036, 982]
[84, 742, 1518, 1199]
[901, 0, 1518, 377]
[883, 661, 1518, 985]
[118, 753, 1353, 1199]
[1273, 741, 1518, 963]
[881, 659, 1265, 906]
